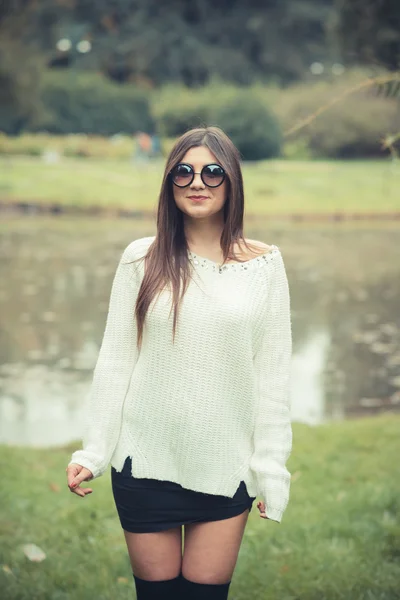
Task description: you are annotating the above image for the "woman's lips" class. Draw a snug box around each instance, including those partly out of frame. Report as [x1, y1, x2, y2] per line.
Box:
[189, 196, 208, 202]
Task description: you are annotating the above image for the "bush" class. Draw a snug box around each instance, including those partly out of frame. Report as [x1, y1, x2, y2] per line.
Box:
[307, 94, 399, 158]
[212, 92, 282, 160]
[155, 102, 210, 137]
[29, 70, 155, 136]
[5, 68, 398, 160]
[152, 82, 282, 160]
[0, 23, 49, 136]
[151, 81, 235, 137]
[272, 68, 400, 159]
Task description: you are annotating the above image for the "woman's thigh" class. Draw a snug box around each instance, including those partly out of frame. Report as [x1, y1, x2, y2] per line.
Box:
[182, 508, 250, 584]
[123, 526, 183, 581]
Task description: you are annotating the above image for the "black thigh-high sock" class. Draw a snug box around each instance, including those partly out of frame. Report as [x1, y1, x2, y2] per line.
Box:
[180, 573, 231, 599]
[133, 572, 182, 599]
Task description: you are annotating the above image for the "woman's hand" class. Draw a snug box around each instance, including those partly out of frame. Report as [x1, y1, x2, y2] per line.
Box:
[66, 463, 94, 497]
[257, 501, 269, 519]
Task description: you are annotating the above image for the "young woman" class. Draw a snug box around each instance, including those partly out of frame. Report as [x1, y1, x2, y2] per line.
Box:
[66, 126, 293, 600]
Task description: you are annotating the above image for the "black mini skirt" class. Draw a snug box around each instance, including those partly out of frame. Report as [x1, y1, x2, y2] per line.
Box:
[111, 456, 257, 533]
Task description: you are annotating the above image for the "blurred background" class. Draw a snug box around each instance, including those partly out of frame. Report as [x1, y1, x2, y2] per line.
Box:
[1, 1, 400, 599]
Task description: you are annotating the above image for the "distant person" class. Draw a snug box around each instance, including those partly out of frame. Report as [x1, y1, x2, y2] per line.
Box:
[66, 126, 293, 599]
[134, 131, 152, 162]
[150, 133, 162, 158]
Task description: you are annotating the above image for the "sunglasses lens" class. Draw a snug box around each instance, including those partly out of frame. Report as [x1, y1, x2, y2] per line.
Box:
[171, 164, 193, 186]
[202, 164, 225, 187]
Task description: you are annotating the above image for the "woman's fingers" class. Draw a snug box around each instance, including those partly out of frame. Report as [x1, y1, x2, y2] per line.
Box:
[257, 501, 268, 519]
[71, 485, 93, 497]
[66, 463, 78, 488]
[66, 464, 94, 497]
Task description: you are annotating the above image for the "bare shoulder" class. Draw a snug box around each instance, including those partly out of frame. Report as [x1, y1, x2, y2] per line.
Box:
[240, 238, 274, 259]
[246, 238, 273, 252]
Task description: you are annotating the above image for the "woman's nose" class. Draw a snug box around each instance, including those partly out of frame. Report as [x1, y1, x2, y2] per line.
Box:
[190, 173, 205, 188]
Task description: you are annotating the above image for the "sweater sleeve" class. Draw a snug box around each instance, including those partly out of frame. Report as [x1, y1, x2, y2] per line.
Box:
[249, 249, 293, 523]
[68, 242, 141, 479]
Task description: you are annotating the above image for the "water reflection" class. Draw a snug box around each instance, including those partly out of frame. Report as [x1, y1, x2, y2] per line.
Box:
[1, 218, 399, 447]
[291, 328, 332, 425]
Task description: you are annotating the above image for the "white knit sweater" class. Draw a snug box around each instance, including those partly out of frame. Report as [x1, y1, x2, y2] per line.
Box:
[68, 236, 293, 523]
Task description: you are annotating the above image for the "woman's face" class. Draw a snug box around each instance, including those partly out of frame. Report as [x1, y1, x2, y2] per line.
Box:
[171, 146, 228, 220]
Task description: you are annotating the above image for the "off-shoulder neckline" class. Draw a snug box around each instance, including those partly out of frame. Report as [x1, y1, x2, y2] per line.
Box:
[187, 244, 280, 273]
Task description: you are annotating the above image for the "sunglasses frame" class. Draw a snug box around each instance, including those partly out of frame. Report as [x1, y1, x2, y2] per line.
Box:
[169, 163, 226, 188]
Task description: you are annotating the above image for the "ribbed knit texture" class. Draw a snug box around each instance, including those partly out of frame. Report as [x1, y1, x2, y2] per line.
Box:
[68, 235, 293, 523]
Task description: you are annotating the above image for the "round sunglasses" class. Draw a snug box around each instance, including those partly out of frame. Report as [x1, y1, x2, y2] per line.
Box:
[169, 163, 226, 188]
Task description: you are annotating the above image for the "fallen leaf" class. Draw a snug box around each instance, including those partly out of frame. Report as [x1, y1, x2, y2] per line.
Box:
[49, 482, 60, 492]
[22, 544, 46, 562]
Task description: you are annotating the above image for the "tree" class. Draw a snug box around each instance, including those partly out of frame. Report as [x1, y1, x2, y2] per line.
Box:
[336, 0, 400, 70]
[1, 0, 337, 87]
[0, 2, 51, 133]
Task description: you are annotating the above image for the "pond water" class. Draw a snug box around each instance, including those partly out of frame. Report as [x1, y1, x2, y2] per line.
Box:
[1, 217, 399, 447]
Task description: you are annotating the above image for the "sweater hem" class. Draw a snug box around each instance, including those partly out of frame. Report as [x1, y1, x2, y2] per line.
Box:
[111, 433, 151, 474]
[112, 431, 256, 497]
[110, 453, 254, 498]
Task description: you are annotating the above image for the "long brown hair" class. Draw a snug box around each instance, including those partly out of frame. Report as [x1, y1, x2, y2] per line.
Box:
[128, 125, 261, 349]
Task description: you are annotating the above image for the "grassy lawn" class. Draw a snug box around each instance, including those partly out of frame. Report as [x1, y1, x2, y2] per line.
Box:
[0, 156, 399, 215]
[1, 413, 400, 599]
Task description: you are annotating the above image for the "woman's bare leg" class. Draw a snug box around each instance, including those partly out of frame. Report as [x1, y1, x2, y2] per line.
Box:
[123, 526, 183, 581]
[182, 509, 250, 584]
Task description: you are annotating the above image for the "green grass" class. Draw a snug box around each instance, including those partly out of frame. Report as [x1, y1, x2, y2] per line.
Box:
[0, 156, 399, 215]
[1, 413, 400, 599]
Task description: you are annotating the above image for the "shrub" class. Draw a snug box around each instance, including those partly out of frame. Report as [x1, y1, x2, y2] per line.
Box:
[272, 68, 400, 159]
[29, 70, 155, 136]
[307, 94, 400, 158]
[156, 102, 211, 137]
[152, 82, 282, 160]
[151, 81, 235, 137]
[212, 92, 282, 160]
[0, 33, 46, 135]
